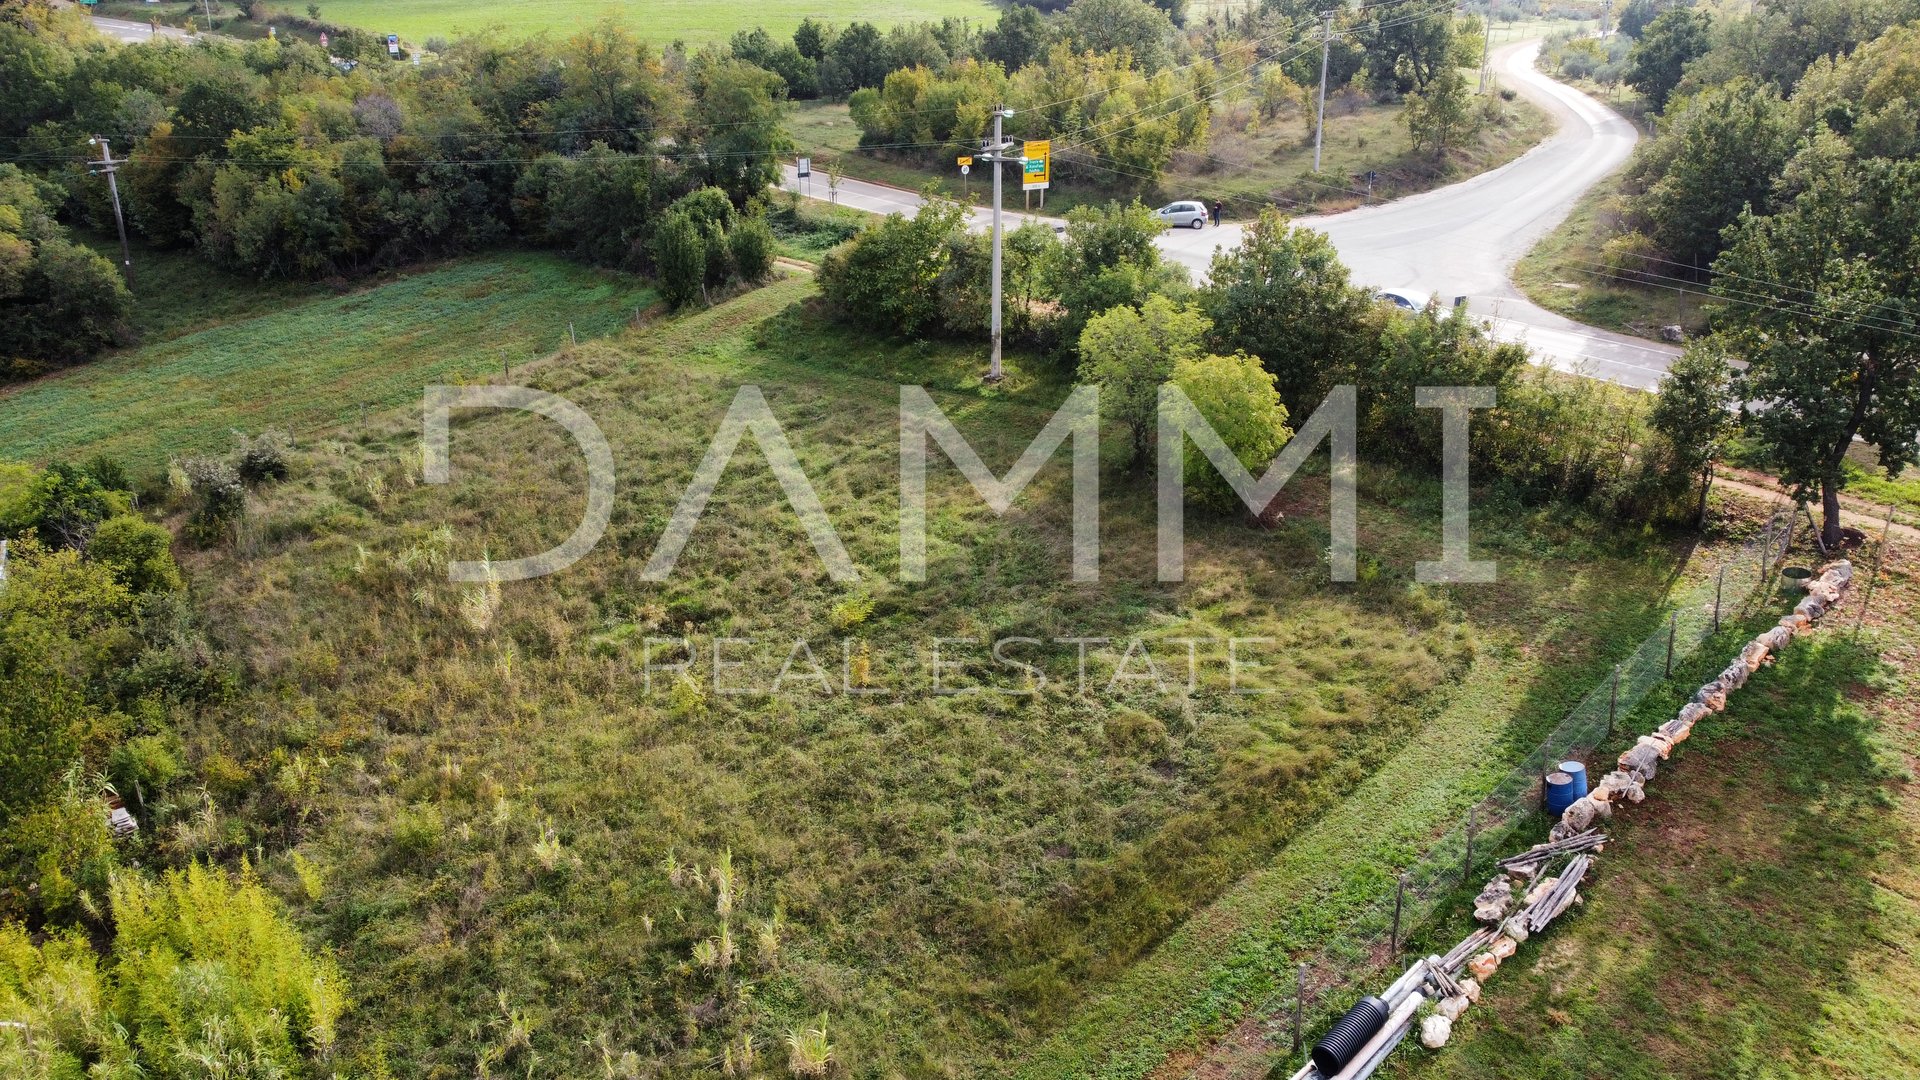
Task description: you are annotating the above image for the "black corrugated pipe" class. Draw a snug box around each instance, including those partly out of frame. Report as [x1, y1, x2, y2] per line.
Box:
[1310, 995, 1390, 1077]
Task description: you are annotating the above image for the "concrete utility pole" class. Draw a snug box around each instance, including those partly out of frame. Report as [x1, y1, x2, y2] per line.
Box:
[88, 137, 133, 286]
[978, 106, 1020, 382]
[1313, 10, 1334, 173]
[1478, 14, 1494, 93]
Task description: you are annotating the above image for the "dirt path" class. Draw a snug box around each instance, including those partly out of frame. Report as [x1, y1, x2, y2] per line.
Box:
[1713, 469, 1919, 543]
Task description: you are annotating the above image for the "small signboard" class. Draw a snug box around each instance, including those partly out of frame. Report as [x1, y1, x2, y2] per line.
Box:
[387, 33, 400, 55]
[796, 156, 811, 178]
[1021, 140, 1050, 191]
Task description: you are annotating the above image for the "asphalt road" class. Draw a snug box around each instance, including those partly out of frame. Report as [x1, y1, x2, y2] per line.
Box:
[89, 14, 199, 43]
[781, 40, 1683, 389]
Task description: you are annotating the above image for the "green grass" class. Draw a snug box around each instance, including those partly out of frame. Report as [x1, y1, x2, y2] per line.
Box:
[0, 251, 655, 468]
[77, 230, 336, 344]
[1402, 606, 1920, 1079]
[303, 0, 999, 47]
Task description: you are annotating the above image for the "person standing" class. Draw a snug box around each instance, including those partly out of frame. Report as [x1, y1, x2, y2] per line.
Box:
[1210, 200, 1223, 227]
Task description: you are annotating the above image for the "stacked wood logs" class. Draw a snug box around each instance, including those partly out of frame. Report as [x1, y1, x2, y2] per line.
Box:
[1289, 560, 1856, 1078]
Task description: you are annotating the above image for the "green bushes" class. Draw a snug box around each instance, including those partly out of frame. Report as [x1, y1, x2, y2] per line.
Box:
[652, 188, 777, 309]
[1169, 351, 1292, 511]
[89, 515, 183, 595]
[0, 165, 132, 379]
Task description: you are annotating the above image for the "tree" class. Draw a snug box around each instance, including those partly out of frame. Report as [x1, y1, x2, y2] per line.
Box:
[654, 210, 710, 308]
[1171, 352, 1293, 511]
[794, 17, 829, 61]
[686, 59, 793, 206]
[1617, 0, 1663, 40]
[817, 193, 971, 336]
[0, 165, 133, 375]
[1362, 2, 1458, 95]
[1403, 68, 1478, 156]
[822, 22, 890, 96]
[88, 514, 183, 595]
[1716, 142, 1920, 548]
[1060, 0, 1177, 71]
[1650, 344, 1734, 520]
[1197, 208, 1376, 412]
[1043, 200, 1188, 345]
[983, 5, 1048, 72]
[1626, 9, 1712, 112]
[1630, 79, 1795, 270]
[516, 143, 657, 269]
[1077, 295, 1209, 465]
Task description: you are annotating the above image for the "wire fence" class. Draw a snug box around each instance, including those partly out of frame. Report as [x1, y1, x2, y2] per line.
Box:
[1260, 500, 1829, 1068]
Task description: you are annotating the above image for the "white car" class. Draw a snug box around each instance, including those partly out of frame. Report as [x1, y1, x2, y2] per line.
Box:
[1374, 288, 1432, 311]
[1154, 200, 1211, 229]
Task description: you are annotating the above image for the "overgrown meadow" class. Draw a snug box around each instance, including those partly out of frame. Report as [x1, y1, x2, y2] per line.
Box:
[147, 276, 1698, 1076]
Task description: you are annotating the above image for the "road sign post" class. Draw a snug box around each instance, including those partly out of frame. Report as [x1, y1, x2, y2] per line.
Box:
[1021, 139, 1049, 210]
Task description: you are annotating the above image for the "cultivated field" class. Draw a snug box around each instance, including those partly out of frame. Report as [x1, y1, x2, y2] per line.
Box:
[309, 0, 1000, 46]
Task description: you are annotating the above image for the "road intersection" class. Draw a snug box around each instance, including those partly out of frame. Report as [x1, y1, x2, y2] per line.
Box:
[781, 40, 1682, 389]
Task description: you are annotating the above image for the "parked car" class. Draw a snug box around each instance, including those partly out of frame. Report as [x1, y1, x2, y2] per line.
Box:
[1154, 200, 1210, 229]
[1374, 288, 1431, 311]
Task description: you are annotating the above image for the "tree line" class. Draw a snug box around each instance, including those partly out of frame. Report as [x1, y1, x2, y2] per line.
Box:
[0, 3, 795, 375]
[1587, 0, 1920, 546]
[818, 187, 1724, 527]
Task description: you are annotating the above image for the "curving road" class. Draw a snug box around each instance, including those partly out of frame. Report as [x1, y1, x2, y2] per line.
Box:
[89, 14, 200, 44]
[783, 39, 1682, 389]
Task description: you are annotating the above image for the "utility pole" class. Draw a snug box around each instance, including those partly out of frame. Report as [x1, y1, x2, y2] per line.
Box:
[1478, 14, 1494, 94]
[1313, 10, 1334, 173]
[978, 106, 1019, 382]
[88, 137, 133, 287]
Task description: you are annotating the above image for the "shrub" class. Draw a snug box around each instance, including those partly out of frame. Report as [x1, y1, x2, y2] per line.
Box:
[88, 514, 181, 594]
[1169, 352, 1293, 512]
[231, 429, 293, 485]
[654, 211, 710, 309]
[177, 456, 245, 547]
[728, 210, 776, 283]
[109, 862, 346, 1072]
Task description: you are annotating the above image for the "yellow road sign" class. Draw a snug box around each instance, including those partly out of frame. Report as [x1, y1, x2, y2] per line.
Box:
[1021, 140, 1050, 191]
[956, 156, 973, 167]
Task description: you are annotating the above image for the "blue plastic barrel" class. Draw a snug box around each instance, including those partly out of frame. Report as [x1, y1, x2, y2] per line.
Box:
[1545, 760, 1588, 816]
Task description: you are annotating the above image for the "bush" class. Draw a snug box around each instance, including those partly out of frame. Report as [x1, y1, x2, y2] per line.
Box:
[87, 514, 182, 594]
[231, 428, 293, 485]
[729, 211, 776, 283]
[1170, 352, 1293, 512]
[653, 211, 709, 309]
[109, 862, 347, 1074]
[178, 456, 245, 547]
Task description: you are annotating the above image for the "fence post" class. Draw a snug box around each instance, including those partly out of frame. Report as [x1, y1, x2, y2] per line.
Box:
[1293, 963, 1306, 1053]
[1854, 504, 1897, 635]
[1390, 873, 1407, 957]
[1713, 565, 1725, 633]
[568, 321, 577, 346]
[1606, 664, 1620, 741]
[1463, 807, 1476, 885]
[1760, 519, 1773, 582]
[1665, 611, 1678, 677]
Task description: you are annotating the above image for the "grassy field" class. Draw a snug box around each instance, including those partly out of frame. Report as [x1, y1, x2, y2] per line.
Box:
[303, 0, 999, 46]
[788, 82, 1553, 222]
[0, 252, 656, 468]
[23, 264, 1736, 1078]
[1401, 533, 1920, 1079]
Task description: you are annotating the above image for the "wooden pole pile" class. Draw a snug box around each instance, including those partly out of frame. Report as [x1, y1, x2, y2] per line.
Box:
[1288, 561, 1856, 1078]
